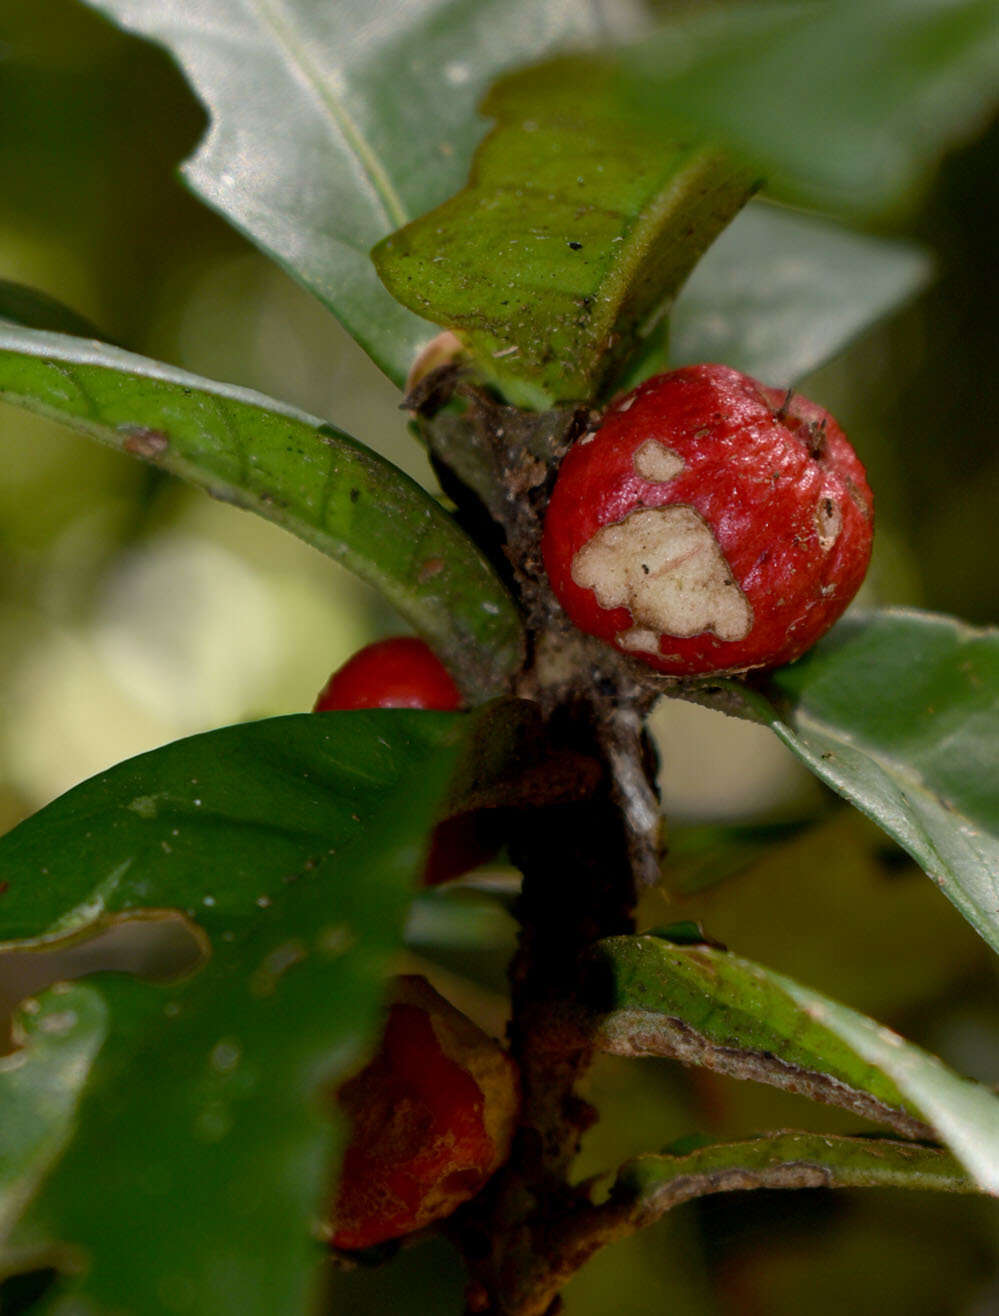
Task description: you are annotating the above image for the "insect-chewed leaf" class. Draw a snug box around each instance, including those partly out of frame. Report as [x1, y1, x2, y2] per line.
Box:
[0, 703, 527, 1314]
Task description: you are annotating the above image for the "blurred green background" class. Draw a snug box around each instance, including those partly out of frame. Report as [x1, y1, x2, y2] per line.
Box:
[0, 1, 996, 1312]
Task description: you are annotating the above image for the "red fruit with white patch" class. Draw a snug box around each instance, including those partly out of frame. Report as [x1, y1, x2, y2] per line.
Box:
[542, 364, 873, 675]
[328, 975, 519, 1250]
[314, 637, 497, 884]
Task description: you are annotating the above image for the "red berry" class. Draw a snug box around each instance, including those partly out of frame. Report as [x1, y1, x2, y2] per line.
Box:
[314, 636, 462, 712]
[328, 976, 519, 1250]
[314, 638, 497, 884]
[542, 364, 874, 676]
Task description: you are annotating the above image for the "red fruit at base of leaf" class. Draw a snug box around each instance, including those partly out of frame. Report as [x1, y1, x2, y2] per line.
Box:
[328, 976, 519, 1250]
[542, 364, 874, 676]
[313, 638, 497, 884]
[314, 636, 462, 712]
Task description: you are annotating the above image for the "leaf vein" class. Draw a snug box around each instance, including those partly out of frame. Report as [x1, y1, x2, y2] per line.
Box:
[239, 0, 408, 230]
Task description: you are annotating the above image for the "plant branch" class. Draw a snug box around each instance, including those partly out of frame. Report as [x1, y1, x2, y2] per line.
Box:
[505, 1133, 975, 1316]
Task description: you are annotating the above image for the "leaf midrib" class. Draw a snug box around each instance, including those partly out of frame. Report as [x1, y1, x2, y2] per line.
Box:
[242, 0, 409, 230]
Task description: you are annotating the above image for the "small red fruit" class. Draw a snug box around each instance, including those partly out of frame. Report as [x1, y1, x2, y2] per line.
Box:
[328, 975, 519, 1250]
[314, 636, 462, 712]
[314, 637, 496, 884]
[542, 364, 874, 675]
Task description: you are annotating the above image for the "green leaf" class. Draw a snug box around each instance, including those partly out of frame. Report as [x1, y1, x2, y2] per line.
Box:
[665, 203, 932, 386]
[774, 974, 999, 1197]
[586, 935, 925, 1138]
[741, 610, 999, 953]
[614, 0, 999, 218]
[0, 705, 521, 1313]
[78, 0, 616, 387]
[618, 1132, 975, 1219]
[587, 934, 999, 1194]
[0, 282, 105, 342]
[0, 325, 523, 700]
[0, 986, 107, 1251]
[373, 58, 757, 408]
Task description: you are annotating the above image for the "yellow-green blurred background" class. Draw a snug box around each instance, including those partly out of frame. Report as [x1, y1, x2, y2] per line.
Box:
[1, 1, 996, 1312]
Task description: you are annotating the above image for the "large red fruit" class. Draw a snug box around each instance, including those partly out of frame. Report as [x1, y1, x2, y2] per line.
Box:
[328, 976, 519, 1250]
[314, 636, 462, 712]
[542, 364, 874, 675]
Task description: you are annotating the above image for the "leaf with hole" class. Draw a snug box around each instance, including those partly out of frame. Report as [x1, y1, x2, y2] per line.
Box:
[0, 704, 524, 1313]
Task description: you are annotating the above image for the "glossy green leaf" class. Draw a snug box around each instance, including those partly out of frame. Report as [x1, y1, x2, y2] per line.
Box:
[0, 705, 521, 1313]
[0, 986, 107, 1250]
[78, 0, 618, 387]
[587, 935, 923, 1137]
[735, 610, 999, 953]
[618, 1132, 975, 1219]
[0, 282, 105, 342]
[615, 0, 999, 218]
[0, 325, 523, 700]
[665, 203, 932, 386]
[588, 934, 999, 1194]
[374, 59, 757, 407]
[774, 974, 999, 1197]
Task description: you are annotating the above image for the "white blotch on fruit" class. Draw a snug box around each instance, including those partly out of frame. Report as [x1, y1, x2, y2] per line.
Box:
[632, 439, 685, 483]
[571, 507, 753, 642]
[615, 627, 662, 654]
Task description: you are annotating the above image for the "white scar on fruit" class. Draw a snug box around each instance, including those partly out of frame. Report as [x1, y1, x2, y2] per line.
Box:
[633, 439, 685, 483]
[815, 495, 843, 550]
[572, 506, 754, 646]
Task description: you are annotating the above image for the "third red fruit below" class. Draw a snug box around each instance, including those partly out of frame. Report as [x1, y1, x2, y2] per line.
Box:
[542, 364, 874, 676]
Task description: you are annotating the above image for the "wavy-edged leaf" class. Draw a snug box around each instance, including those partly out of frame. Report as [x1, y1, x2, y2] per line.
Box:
[615, 0, 999, 218]
[665, 202, 932, 386]
[374, 59, 757, 408]
[728, 610, 999, 952]
[0, 325, 523, 700]
[586, 934, 999, 1193]
[79, 0, 619, 387]
[0, 704, 523, 1313]
[0, 986, 106, 1250]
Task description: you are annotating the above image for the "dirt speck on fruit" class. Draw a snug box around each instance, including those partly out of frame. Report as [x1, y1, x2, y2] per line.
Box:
[815, 496, 843, 550]
[572, 507, 753, 642]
